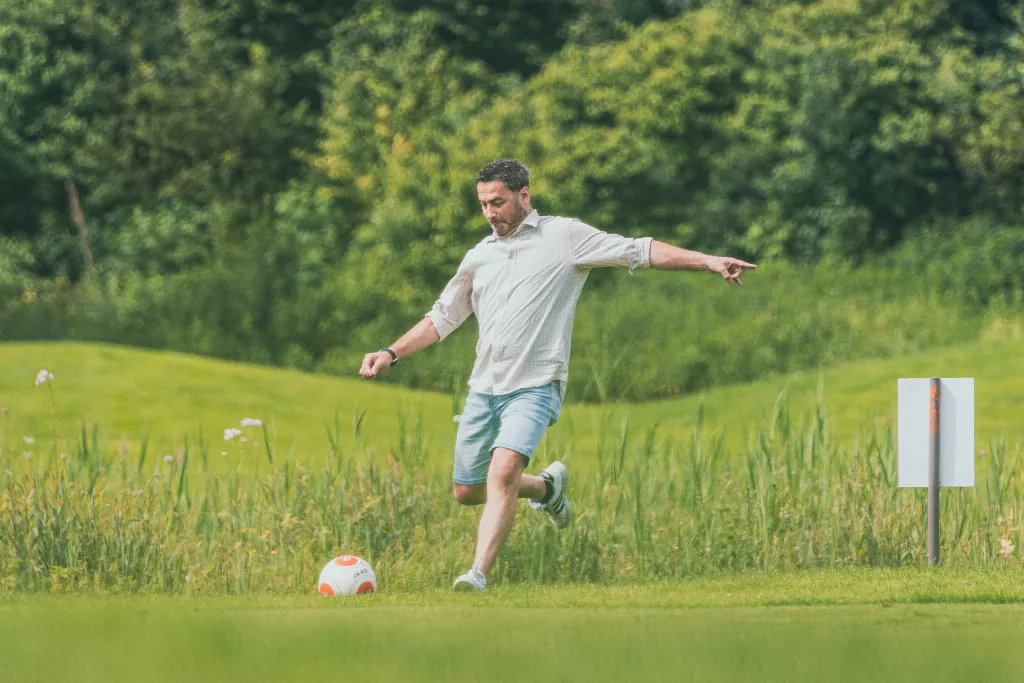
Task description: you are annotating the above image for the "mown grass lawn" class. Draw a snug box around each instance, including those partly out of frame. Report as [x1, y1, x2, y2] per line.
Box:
[5, 569, 1024, 682]
[1, 340, 1022, 474]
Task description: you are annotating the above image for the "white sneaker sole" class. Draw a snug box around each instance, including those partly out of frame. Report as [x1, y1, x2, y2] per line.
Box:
[453, 575, 485, 592]
[548, 497, 571, 529]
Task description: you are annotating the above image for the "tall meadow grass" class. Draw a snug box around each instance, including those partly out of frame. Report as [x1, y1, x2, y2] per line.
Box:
[1, 399, 1019, 594]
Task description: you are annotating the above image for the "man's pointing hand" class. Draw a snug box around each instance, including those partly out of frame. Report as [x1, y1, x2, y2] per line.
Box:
[707, 256, 758, 286]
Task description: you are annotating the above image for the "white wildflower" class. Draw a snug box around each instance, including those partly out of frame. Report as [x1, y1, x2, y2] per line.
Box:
[163, 455, 174, 463]
[35, 369, 54, 387]
[239, 437, 248, 443]
[23, 436, 34, 445]
[452, 414, 462, 423]
[224, 428, 242, 441]
[1000, 538, 1014, 560]
[59, 453, 67, 461]
[240, 418, 262, 427]
[221, 451, 227, 456]
[1, 407, 8, 415]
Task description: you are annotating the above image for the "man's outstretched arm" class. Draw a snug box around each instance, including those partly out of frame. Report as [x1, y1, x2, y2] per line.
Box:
[649, 240, 757, 286]
[359, 317, 441, 379]
[567, 221, 756, 285]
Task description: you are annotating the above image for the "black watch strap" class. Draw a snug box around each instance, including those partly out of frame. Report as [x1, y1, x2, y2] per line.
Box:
[380, 348, 398, 365]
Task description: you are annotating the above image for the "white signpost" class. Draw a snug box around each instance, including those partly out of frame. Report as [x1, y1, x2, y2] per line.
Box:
[897, 378, 975, 566]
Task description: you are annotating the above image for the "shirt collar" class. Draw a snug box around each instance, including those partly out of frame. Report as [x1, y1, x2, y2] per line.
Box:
[488, 209, 539, 242]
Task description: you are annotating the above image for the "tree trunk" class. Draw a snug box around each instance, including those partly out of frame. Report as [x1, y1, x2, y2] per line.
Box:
[65, 179, 94, 278]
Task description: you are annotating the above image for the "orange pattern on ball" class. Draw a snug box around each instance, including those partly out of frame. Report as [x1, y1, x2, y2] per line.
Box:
[333, 556, 359, 566]
[319, 583, 335, 596]
[356, 581, 375, 595]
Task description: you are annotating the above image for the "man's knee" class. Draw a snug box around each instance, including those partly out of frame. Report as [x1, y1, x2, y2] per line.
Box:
[453, 483, 485, 506]
[488, 448, 526, 491]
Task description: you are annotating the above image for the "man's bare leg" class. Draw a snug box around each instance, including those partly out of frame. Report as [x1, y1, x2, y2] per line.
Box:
[471, 447, 542, 577]
[452, 469, 545, 507]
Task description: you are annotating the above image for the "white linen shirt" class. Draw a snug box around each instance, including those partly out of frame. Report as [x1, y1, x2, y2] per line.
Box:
[427, 210, 653, 397]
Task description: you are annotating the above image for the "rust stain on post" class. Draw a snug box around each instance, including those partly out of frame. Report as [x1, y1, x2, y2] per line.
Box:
[928, 381, 940, 434]
[928, 377, 941, 566]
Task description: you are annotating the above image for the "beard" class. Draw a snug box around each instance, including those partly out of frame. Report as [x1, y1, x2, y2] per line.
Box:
[490, 197, 529, 236]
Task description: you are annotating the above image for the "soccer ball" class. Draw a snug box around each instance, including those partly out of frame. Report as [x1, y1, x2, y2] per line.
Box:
[317, 555, 376, 596]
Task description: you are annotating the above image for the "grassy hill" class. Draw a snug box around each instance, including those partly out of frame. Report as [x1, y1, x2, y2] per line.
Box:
[1, 340, 1022, 473]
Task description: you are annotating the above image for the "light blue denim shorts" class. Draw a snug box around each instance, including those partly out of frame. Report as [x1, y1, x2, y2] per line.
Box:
[452, 381, 563, 485]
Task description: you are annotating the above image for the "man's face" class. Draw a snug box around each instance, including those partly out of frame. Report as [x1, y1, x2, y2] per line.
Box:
[477, 180, 530, 237]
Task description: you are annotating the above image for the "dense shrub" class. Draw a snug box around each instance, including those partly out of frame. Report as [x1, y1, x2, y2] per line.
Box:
[3, 230, 1014, 402]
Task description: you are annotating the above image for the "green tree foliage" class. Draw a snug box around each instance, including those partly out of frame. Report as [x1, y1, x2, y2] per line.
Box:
[388, 0, 581, 76]
[208, 0, 357, 62]
[472, 8, 753, 248]
[343, 0, 1024, 276]
[701, 0, 968, 259]
[0, 0, 315, 275]
[4, 0, 1024, 400]
[204, 0, 358, 114]
[942, 0, 1019, 51]
[315, 7, 514, 333]
[567, 0, 762, 46]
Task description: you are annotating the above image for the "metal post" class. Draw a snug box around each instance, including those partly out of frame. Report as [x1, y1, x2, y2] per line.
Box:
[928, 377, 941, 566]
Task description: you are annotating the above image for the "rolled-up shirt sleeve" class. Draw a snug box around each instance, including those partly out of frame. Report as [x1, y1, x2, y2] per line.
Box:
[567, 220, 653, 274]
[426, 256, 474, 341]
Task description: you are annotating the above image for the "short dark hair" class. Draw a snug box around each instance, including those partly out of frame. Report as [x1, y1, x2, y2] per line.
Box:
[475, 159, 529, 192]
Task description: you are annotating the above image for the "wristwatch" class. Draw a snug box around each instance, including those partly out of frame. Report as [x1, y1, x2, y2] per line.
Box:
[379, 348, 398, 365]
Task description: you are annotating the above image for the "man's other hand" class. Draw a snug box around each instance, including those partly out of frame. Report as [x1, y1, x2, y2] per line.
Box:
[359, 352, 393, 379]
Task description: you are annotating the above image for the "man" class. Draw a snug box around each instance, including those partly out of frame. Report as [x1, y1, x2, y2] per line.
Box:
[359, 159, 756, 591]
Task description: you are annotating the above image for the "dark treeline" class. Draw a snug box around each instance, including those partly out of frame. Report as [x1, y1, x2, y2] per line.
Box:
[1, 0, 1023, 401]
